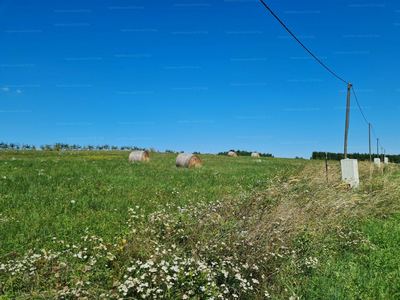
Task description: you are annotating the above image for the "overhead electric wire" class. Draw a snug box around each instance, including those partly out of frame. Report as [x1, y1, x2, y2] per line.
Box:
[351, 86, 369, 125]
[352, 87, 382, 150]
[259, 0, 348, 84]
[259, 0, 386, 151]
[371, 124, 377, 139]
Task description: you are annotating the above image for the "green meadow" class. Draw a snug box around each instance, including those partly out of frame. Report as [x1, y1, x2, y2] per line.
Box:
[0, 150, 399, 299]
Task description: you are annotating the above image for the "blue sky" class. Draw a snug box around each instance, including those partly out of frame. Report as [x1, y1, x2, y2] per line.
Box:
[1, 0, 399, 158]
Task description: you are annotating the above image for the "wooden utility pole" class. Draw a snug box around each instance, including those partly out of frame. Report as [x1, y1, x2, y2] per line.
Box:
[369, 123, 372, 162]
[377, 138, 379, 158]
[344, 82, 352, 159]
[325, 152, 328, 184]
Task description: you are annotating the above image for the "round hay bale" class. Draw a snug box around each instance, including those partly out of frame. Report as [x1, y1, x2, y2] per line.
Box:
[129, 150, 150, 162]
[251, 152, 260, 158]
[228, 151, 237, 157]
[176, 153, 202, 168]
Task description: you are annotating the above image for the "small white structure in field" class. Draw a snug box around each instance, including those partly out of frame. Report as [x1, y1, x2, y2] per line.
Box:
[251, 152, 260, 158]
[129, 150, 150, 162]
[384, 157, 389, 164]
[374, 158, 380, 167]
[228, 151, 237, 157]
[340, 159, 359, 188]
[176, 153, 202, 168]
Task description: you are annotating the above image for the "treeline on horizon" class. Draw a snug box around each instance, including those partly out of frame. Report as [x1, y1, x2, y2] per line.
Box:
[0, 142, 147, 151]
[312, 151, 400, 163]
[217, 150, 274, 157]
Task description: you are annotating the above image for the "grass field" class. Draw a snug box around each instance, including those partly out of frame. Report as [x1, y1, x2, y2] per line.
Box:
[0, 150, 399, 299]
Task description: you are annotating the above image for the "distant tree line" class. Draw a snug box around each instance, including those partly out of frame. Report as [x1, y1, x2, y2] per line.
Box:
[217, 149, 273, 157]
[0, 142, 147, 151]
[311, 151, 400, 163]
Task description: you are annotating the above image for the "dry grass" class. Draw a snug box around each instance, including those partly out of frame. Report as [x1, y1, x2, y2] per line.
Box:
[248, 161, 399, 243]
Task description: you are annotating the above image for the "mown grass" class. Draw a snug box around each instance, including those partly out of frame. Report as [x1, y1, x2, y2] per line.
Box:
[0, 151, 399, 299]
[0, 150, 302, 299]
[0, 151, 299, 258]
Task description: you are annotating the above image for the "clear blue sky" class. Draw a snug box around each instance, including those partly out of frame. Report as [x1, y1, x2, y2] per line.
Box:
[1, 0, 399, 158]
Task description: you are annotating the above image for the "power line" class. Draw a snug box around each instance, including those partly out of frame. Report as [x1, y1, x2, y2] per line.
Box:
[371, 124, 377, 139]
[259, 0, 348, 84]
[352, 87, 384, 153]
[351, 86, 369, 125]
[259, 1, 385, 152]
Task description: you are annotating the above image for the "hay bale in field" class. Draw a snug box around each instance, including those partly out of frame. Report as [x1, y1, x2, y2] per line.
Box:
[251, 152, 260, 158]
[176, 153, 202, 168]
[228, 151, 237, 157]
[129, 150, 150, 162]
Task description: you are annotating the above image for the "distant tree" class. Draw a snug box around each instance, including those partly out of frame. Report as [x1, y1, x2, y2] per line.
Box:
[9, 143, 15, 150]
[310, 151, 400, 162]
